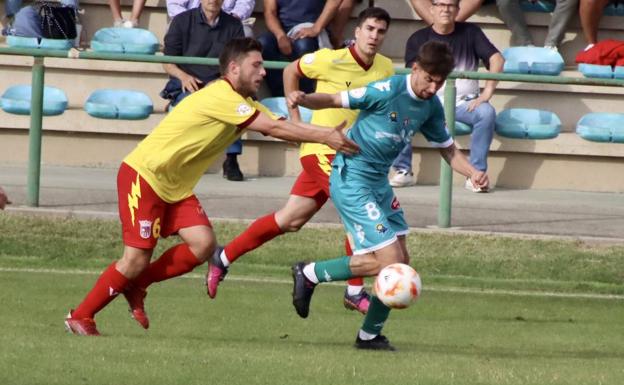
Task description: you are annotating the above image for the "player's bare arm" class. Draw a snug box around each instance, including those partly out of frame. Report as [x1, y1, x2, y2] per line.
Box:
[283, 61, 304, 122]
[246, 112, 359, 155]
[287, 90, 343, 110]
[439, 143, 489, 189]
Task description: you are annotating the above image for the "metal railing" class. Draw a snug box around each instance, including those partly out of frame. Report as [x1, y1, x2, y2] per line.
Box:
[1, 46, 624, 227]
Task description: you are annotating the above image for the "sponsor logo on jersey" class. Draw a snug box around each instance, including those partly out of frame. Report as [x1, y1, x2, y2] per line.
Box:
[391, 196, 401, 210]
[236, 103, 252, 116]
[345, 81, 352, 88]
[374, 131, 402, 143]
[375, 223, 388, 234]
[139, 220, 153, 239]
[348, 87, 366, 99]
[389, 111, 398, 122]
[302, 53, 315, 64]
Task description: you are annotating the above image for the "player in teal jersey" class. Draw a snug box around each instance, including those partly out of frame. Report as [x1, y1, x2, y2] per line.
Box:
[287, 41, 489, 350]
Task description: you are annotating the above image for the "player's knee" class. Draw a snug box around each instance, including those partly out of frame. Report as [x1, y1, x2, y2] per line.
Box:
[281, 217, 305, 232]
[350, 253, 382, 276]
[118, 250, 151, 278]
[188, 239, 215, 262]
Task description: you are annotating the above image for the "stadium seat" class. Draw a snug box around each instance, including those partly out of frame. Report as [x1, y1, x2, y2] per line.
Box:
[452, 121, 473, 136]
[495, 108, 561, 139]
[260, 97, 313, 123]
[576, 113, 624, 143]
[519, 0, 555, 12]
[1, 85, 68, 116]
[84, 89, 153, 120]
[7, 35, 73, 50]
[503, 47, 564, 76]
[577, 63, 624, 79]
[91, 28, 159, 55]
[604, 1, 624, 16]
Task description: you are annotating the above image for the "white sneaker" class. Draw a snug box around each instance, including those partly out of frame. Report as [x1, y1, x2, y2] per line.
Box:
[389, 169, 414, 188]
[544, 45, 558, 52]
[464, 177, 489, 193]
[122, 19, 137, 28]
[113, 19, 125, 28]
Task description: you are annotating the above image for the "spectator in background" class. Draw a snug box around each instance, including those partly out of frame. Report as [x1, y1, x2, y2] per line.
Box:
[161, 0, 247, 181]
[109, 0, 146, 28]
[328, 0, 360, 48]
[579, 0, 609, 50]
[410, 0, 484, 24]
[5, 0, 79, 42]
[259, 0, 341, 96]
[497, 0, 578, 50]
[389, 0, 503, 191]
[167, 0, 256, 36]
[0, 186, 10, 210]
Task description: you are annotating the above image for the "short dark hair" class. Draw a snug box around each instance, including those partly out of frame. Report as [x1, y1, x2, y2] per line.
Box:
[355, 7, 391, 28]
[219, 37, 263, 75]
[414, 41, 455, 78]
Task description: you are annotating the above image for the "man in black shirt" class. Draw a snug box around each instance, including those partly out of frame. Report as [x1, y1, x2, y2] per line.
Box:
[389, 0, 504, 192]
[162, 0, 246, 181]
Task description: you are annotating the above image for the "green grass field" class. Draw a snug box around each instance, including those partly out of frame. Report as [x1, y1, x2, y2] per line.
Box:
[1, 214, 623, 385]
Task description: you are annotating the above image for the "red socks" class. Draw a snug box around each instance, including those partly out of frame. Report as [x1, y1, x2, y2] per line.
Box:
[134, 244, 202, 288]
[223, 213, 284, 263]
[72, 245, 202, 320]
[345, 237, 364, 287]
[72, 262, 129, 319]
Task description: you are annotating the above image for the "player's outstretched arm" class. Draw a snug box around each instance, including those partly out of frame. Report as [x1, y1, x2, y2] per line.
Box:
[283, 61, 304, 122]
[246, 112, 359, 155]
[287, 90, 342, 111]
[439, 143, 489, 190]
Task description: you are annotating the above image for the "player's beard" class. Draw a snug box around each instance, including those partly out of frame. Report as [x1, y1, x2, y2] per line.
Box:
[238, 77, 259, 98]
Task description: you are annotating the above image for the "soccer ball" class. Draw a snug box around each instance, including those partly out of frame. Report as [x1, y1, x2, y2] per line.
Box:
[374, 263, 422, 309]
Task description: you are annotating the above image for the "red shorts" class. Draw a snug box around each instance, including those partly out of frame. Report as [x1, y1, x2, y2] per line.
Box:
[117, 162, 211, 249]
[290, 154, 335, 207]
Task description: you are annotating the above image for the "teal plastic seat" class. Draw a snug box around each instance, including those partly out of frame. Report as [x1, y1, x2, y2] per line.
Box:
[260, 97, 313, 123]
[576, 113, 624, 143]
[7, 35, 73, 50]
[520, 0, 555, 12]
[495, 108, 561, 139]
[578, 63, 624, 79]
[91, 28, 159, 54]
[503, 47, 564, 75]
[452, 121, 473, 136]
[604, 2, 624, 15]
[85, 89, 153, 120]
[1, 85, 68, 116]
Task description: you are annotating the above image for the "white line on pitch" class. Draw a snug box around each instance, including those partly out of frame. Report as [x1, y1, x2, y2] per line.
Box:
[2, 266, 623, 301]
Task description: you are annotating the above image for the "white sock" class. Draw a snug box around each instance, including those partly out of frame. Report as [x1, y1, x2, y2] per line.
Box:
[302, 263, 319, 284]
[358, 329, 377, 341]
[219, 250, 230, 267]
[347, 285, 364, 296]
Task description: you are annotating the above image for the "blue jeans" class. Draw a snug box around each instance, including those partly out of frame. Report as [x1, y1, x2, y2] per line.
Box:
[257, 31, 317, 96]
[11, 5, 41, 37]
[6, 0, 22, 17]
[391, 101, 496, 172]
[172, 90, 242, 155]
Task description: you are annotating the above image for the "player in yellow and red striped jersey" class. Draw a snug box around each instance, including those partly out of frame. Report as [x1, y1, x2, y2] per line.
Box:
[64, 38, 359, 336]
[207, 7, 395, 314]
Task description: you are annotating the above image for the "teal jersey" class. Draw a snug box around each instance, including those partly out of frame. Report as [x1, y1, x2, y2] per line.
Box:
[335, 74, 453, 175]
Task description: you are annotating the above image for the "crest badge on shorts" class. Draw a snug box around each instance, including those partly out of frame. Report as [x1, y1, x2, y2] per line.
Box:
[139, 220, 153, 239]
